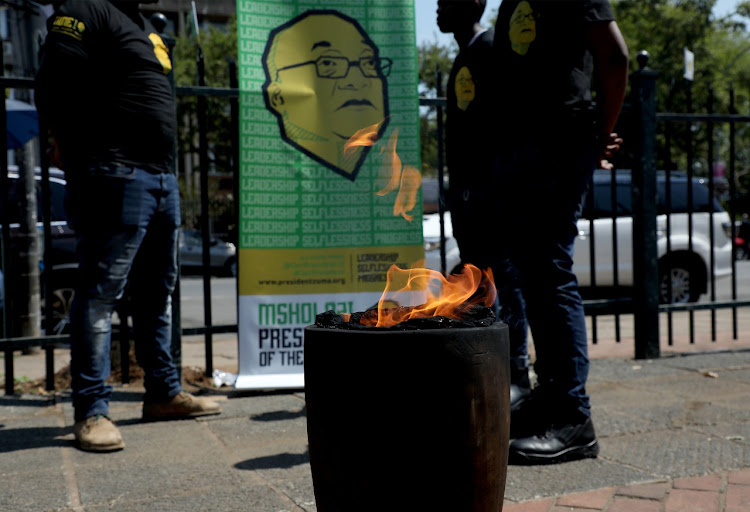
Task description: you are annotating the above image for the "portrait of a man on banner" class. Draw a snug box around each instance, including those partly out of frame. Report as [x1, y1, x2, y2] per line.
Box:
[261, 10, 391, 180]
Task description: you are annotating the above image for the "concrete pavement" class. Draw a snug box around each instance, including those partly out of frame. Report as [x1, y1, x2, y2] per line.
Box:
[504, 350, 750, 511]
[2, 331, 750, 510]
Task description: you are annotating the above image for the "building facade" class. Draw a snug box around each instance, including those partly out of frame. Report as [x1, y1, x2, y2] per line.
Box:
[140, 0, 235, 36]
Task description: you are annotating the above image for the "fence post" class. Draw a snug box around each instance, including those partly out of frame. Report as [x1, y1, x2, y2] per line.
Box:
[435, 66, 447, 276]
[195, 34, 214, 377]
[0, 60, 14, 394]
[631, 51, 660, 359]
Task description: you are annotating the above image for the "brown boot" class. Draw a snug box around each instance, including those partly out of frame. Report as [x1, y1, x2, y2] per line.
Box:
[73, 415, 125, 452]
[142, 391, 221, 421]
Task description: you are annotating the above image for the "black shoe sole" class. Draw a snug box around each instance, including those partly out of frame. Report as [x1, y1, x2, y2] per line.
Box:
[509, 439, 599, 465]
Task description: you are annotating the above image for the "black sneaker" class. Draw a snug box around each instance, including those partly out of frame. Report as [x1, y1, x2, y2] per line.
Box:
[509, 416, 599, 465]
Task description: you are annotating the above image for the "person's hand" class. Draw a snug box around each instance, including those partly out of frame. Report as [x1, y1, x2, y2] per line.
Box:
[46, 131, 63, 169]
[598, 132, 623, 170]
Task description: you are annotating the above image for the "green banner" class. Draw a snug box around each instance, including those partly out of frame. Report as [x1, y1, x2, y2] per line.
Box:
[236, 0, 422, 389]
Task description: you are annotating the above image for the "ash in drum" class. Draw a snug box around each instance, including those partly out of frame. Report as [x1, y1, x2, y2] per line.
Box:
[315, 304, 496, 331]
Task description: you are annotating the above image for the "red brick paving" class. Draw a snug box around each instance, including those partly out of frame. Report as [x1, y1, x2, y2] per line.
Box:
[503, 469, 750, 511]
[616, 482, 670, 501]
[674, 475, 724, 492]
[728, 469, 750, 486]
[726, 482, 750, 512]
[556, 488, 615, 509]
[503, 498, 554, 512]
[664, 489, 721, 512]
[607, 497, 662, 512]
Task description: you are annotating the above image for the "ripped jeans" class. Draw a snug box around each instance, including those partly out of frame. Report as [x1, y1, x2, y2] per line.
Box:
[67, 165, 182, 421]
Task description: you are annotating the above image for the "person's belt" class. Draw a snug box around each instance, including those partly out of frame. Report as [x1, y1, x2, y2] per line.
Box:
[94, 162, 172, 175]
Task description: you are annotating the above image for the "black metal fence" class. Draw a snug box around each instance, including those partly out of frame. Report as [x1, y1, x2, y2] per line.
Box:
[582, 54, 750, 357]
[2, 53, 750, 395]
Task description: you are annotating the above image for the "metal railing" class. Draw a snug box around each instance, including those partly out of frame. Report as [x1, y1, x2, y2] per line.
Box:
[582, 55, 750, 357]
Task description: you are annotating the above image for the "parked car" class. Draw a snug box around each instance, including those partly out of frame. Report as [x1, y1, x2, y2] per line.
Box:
[575, 169, 732, 304]
[735, 218, 750, 260]
[1, 167, 77, 335]
[179, 229, 237, 277]
[422, 169, 733, 305]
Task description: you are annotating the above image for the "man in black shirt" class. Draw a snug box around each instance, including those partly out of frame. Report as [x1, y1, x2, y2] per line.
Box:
[36, 0, 221, 452]
[491, 0, 628, 464]
[439, 0, 495, 267]
[439, 0, 531, 413]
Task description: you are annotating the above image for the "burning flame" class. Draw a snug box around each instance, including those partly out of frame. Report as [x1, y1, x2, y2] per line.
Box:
[344, 121, 421, 221]
[356, 263, 496, 328]
[375, 126, 401, 195]
[392, 165, 421, 221]
[344, 118, 388, 155]
[340, 121, 493, 327]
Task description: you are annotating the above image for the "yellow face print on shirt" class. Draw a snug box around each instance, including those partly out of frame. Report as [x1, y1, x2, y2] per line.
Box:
[454, 66, 475, 111]
[509, 1, 536, 56]
[149, 33, 172, 74]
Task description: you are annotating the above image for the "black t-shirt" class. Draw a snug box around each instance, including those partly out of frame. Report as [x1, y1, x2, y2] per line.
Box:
[445, 29, 495, 200]
[35, 0, 176, 173]
[492, 0, 614, 142]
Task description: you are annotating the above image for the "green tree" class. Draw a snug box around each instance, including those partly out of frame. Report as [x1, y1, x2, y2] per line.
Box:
[173, 16, 238, 178]
[415, 8, 496, 179]
[171, 17, 238, 236]
[417, 40, 455, 177]
[613, 0, 750, 211]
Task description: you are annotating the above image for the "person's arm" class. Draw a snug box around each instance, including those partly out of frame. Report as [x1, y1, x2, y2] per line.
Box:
[35, 3, 108, 169]
[585, 20, 629, 169]
[36, 42, 91, 169]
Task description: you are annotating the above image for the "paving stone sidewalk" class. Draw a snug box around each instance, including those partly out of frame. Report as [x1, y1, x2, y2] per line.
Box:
[502, 350, 750, 511]
[2, 337, 750, 511]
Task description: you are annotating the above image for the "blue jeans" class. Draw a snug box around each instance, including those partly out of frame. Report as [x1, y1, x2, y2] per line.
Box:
[495, 139, 597, 420]
[67, 165, 182, 421]
[493, 258, 529, 375]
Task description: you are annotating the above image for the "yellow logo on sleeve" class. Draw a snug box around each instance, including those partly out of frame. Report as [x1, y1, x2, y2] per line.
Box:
[149, 33, 172, 74]
[50, 16, 86, 41]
